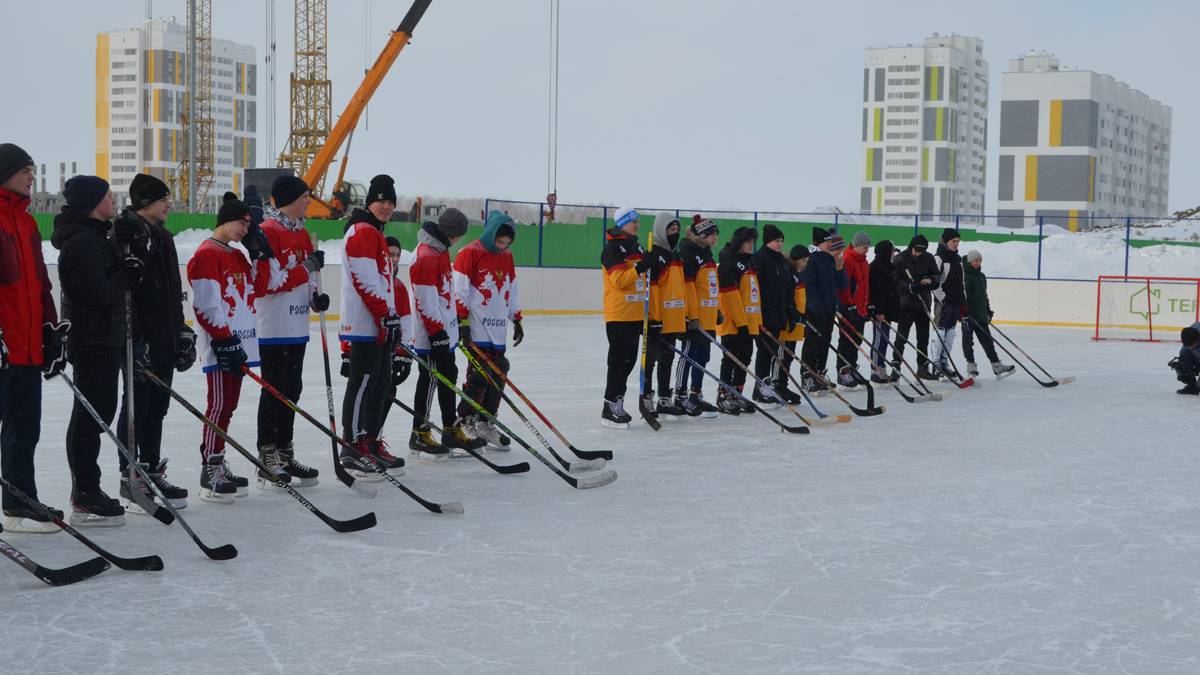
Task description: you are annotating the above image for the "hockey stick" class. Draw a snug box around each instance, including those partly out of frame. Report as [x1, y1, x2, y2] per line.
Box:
[0, 477, 162, 572]
[143, 370, 377, 533]
[637, 230, 662, 430]
[117, 243, 165, 519]
[56, 374, 238, 561]
[666, 342, 809, 434]
[844, 317, 929, 404]
[988, 321, 1075, 385]
[762, 329, 881, 417]
[312, 248, 377, 498]
[798, 317, 886, 416]
[241, 366, 463, 515]
[459, 343, 610, 461]
[390, 397, 530, 475]
[967, 318, 1059, 387]
[747, 332, 840, 426]
[403, 347, 618, 489]
[695, 329, 815, 432]
[0, 535, 110, 587]
[866, 317, 942, 401]
[904, 269, 976, 389]
[459, 344, 605, 473]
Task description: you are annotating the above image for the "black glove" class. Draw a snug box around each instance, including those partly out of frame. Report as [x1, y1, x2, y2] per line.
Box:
[716, 310, 725, 325]
[242, 223, 274, 262]
[429, 329, 452, 359]
[736, 325, 750, 338]
[301, 250, 325, 274]
[392, 352, 413, 384]
[844, 305, 857, 317]
[113, 218, 143, 245]
[0, 328, 7, 370]
[175, 326, 197, 372]
[339, 351, 350, 378]
[867, 303, 876, 315]
[117, 254, 144, 287]
[311, 292, 330, 312]
[380, 314, 403, 346]
[512, 319, 524, 347]
[131, 342, 151, 382]
[988, 310, 995, 319]
[41, 321, 70, 378]
[634, 257, 652, 274]
[459, 316, 472, 345]
[1169, 356, 1181, 370]
[212, 337, 247, 374]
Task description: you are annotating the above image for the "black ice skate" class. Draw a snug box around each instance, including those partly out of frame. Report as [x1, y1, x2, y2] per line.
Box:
[601, 398, 632, 429]
[147, 458, 189, 508]
[199, 453, 239, 504]
[2, 503, 63, 534]
[256, 444, 293, 492]
[278, 444, 319, 487]
[70, 488, 126, 526]
[408, 427, 451, 462]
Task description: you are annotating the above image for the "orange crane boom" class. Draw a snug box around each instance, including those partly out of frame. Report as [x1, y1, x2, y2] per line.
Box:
[303, 0, 432, 217]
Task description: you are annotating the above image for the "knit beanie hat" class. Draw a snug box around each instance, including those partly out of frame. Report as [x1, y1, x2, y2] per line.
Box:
[63, 175, 110, 214]
[789, 244, 810, 261]
[691, 214, 718, 237]
[437, 207, 469, 239]
[731, 226, 758, 250]
[271, 175, 309, 208]
[965, 250, 982, 263]
[128, 173, 170, 210]
[941, 227, 962, 244]
[0, 143, 34, 186]
[1183, 326, 1200, 347]
[762, 223, 784, 244]
[812, 226, 834, 246]
[614, 207, 640, 229]
[852, 231, 871, 248]
[873, 239, 894, 261]
[217, 198, 251, 225]
[385, 235, 402, 249]
[365, 174, 397, 206]
[828, 233, 847, 251]
[909, 234, 929, 251]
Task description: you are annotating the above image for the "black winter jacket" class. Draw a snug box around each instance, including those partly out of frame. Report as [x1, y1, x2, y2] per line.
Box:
[115, 208, 185, 351]
[750, 245, 794, 331]
[868, 241, 899, 321]
[935, 244, 967, 306]
[51, 209, 138, 351]
[893, 247, 940, 312]
[799, 249, 847, 318]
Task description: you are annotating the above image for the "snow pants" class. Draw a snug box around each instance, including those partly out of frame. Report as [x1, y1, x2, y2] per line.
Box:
[604, 321, 642, 402]
[0, 365, 43, 511]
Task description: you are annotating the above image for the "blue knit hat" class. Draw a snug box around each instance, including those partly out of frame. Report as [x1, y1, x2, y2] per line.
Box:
[63, 175, 110, 214]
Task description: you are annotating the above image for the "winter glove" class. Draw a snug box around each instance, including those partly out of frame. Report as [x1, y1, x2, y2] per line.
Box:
[212, 337, 247, 374]
[131, 342, 151, 382]
[716, 310, 725, 325]
[428, 329, 452, 361]
[116, 254, 145, 288]
[634, 257, 652, 274]
[242, 225, 274, 262]
[0, 328, 7, 370]
[380, 314, 404, 346]
[301, 249, 325, 274]
[511, 319, 524, 347]
[175, 326, 197, 372]
[459, 316, 472, 345]
[311, 292, 330, 312]
[844, 304, 858, 316]
[113, 218, 144, 245]
[736, 325, 750, 338]
[392, 352, 413, 385]
[41, 321, 70, 378]
[339, 351, 350, 378]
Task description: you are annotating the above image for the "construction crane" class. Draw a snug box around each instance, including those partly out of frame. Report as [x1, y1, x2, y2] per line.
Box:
[178, 0, 215, 210]
[277, 0, 333, 198]
[299, 0, 432, 218]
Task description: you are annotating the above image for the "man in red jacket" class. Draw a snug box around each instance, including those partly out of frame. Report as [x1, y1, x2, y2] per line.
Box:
[835, 231, 871, 387]
[0, 143, 68, 533]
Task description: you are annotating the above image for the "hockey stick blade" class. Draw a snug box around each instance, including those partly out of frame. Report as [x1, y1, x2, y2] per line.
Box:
[461, 446, 531, 475]
[1057, 376, 1075, 385]
[375, 468, 464, 515]
[0, 538, 111, 587]
[568, 468, 619, 489]
[569, 445, 612, 461]
[567, 457, 607, 474]
[849, 404, 886, 416]
[283, 484, 377, 533]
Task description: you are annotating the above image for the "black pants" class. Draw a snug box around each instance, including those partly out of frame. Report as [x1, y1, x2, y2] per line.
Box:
[753, 327, 781, 385]
[800, 313, 835, 378]
[836, 313, 866, 371]
[116, 339, 174, 470]
[459, 344, 507, 419]
[961, 318, 1000, 364]
[257, 343, 307, 449]
[642, 325, 679, 398]
[895, 307, 931, 367]
[719, 332, 754, 388]
[342, 342, 391, 442]
[604, 321, 642, 402]
[674, 330, 713, 395]
[413, 345, 458, 429]
[1, 365, 44, 511]
[66, 347, 122, 495]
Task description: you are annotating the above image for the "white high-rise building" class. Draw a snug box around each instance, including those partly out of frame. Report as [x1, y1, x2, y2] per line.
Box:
[861, 34, 989, 220]
[96, 19, 257, 205]
[996, 53, 1171, 229]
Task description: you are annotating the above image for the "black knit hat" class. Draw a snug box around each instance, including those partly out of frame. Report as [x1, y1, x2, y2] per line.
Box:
[271, 175, 309, 208]
[0, 143, 34, 186]
[789, 244, 810, 261]
[217, 199, 251, 226]
[63, 175, 110, 214]
[762, 223, 784, 244]
[129, 173, 170, 210]
[941, 227, 962, 244]
[222, 191, 238, 203]
[730, 226, 758, 250]
[437, 207, 469, 239]
[909, 234, 929, 251]
[365, 174, 397, 206]
[1183, 326, 1200, 347]
[812, 226, 834, 246]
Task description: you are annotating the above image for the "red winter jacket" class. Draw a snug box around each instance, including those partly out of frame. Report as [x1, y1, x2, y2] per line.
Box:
[0, 188, 57, 365]
[837, 246, 870, 317]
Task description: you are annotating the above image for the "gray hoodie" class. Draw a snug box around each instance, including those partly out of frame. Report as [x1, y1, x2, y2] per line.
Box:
[651, 211, 681, 250]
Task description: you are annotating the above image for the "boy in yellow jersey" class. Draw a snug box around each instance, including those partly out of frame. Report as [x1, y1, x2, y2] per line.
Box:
[715, 227, 762, 414]
[673, 215, 721, 418]
[775, 245, 809, 403]
[600, 207, 651, 428]
[641, 212, 688, 420]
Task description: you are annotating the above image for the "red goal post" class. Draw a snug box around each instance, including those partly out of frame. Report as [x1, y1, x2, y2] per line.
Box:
[1093, 275, 1200, 342]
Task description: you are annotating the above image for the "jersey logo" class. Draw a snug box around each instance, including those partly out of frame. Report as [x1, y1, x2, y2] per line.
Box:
[749, 277, 760, 304]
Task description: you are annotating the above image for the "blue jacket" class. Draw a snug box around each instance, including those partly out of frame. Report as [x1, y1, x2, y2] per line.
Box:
[800, 249, 847, 318]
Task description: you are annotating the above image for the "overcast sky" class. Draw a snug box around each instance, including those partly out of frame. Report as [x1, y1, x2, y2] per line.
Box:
[1, 0, 1194, 213]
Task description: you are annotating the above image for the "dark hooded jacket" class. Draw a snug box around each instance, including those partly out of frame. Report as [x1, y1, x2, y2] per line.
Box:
[51, 208, 139, 350]
[935, 240, 967, 306]
[893, 235, 939, 312]
[750, 243, 794, 332]
[114, 207, 185, 352]
[868, 240, 899, 322]
[799, 247, 848, 318]
[963, 258, 992, 327]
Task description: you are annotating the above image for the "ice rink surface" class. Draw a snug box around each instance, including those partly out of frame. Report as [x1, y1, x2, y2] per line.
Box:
[5, 316, 1200, 674]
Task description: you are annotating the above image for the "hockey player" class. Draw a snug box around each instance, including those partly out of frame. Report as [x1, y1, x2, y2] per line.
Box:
[750, 224, 794, 404]
[337, 175, 408, 475]
[835, 231, 871, 387]
[1172, 324, 1200, 395]
[114, 173, 193, 511]
[930, 228, 966, 377]
[188, 199, 262, 503]
[454, 209, 524, 447]
[961, 250, 1015, 378]
[867, 240, 900, 383]
[673, 215, 720, 418]
[716, 227, 761, 413]
[374, 236, 414, 427]
[0, 143, 67, 533]
[248, 175, 325, 489]
[774, 245, 809, 403]
[600, 207, 650, 428]
[53, 176, 142, 526]
[798, 227, 847, 391]
[642, 212, 687, 420]
[409, 207, 481, 453]
[893, 234, 940, 380]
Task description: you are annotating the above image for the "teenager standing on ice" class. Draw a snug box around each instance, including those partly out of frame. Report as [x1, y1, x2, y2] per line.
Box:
[960, 250, 1014, 379]
[250, 176, 325, 489]
[0, 143, 68, 533]
[774, 245, 809, 403]
[892, 234, 939, 380]
[188, 200, 261, 502]
[750, 224, 793, 404]
[867, 239, 900, 383]
[673, 215, 720, 417]
[113, 173, 194, 511]
[599, 207, 650, 428]
[931, 228, 965, 377]
[716, 227, 761, 413]
[641, 212, 687, 419]
[835, 232, 871, 387]
[799, 227, 847, 391]
[454, 209, 524, 446]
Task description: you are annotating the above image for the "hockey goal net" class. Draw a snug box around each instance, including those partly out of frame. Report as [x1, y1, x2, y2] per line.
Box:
[1093, 275, 1200, 342]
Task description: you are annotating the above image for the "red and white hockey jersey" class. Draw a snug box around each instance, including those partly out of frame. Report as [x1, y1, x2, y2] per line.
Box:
[254, 216, 315, 344]
[340, 275, 413, 357]
[410, 238, 457, 353]
[453, 240, 521, 349]
[338, 218, 395, 343]
[187, 238, 262, 372]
